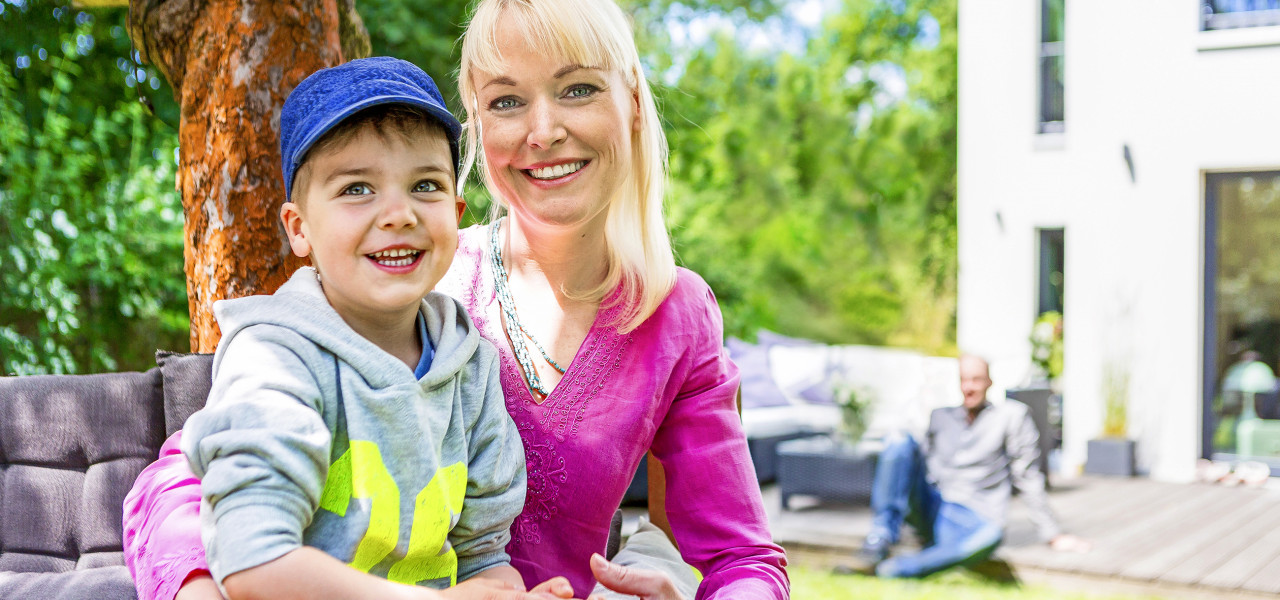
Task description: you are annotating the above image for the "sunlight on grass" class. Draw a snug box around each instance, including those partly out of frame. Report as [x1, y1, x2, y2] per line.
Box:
[790, 565, 1166, 600]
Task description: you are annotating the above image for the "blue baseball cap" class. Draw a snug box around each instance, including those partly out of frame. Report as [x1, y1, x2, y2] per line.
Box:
[279, 56, 463, 200]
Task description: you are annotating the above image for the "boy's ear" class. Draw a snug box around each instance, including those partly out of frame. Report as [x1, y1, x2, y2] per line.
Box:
[280, 202, 312, 258]
[454, 196, 467, 225]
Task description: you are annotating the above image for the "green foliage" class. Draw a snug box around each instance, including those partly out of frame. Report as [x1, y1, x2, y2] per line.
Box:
[658, 0, 958, 351]
[791, 564, 1167, 599]
[0, 5, 186, 375]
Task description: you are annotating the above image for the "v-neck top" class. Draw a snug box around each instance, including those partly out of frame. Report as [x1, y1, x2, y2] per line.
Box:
[438, 224, 788, 599]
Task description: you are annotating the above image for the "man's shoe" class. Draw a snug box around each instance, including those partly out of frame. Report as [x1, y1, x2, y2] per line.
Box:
[835, 535, 890, 575]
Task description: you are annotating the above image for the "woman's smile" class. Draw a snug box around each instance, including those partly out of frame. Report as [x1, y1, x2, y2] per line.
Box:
[525, 160, 589, 181]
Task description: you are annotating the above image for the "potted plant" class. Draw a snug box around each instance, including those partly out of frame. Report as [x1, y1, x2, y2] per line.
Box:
[1086, 363, 1136, 476]
[1009, 312, 1065, 481]
[833, 382, 874, 447]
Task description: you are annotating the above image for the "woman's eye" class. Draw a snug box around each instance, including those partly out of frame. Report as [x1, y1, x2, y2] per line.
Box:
[414, 180, 441, 193]
[565, 84, 598, 99]
[490, 96, 519, 110]
[341, 183, 372, 196]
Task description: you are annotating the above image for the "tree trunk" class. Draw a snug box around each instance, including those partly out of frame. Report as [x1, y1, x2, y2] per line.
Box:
[128, 0, 368, 352]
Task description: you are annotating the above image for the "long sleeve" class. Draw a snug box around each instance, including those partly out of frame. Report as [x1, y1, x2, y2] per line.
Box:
[451, 343, 527, 581]
[122, 431, 209, 600]
[1006, 408, 1061, 540]
[649, 283, 789, 600]
[181, 327, 333, 585]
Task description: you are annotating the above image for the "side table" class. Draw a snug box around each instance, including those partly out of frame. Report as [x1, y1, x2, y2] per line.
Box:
[777, 435, 879, 510]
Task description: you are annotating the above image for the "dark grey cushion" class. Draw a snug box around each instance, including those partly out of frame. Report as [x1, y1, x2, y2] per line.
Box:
[0, 370, 164, 599]
[155, 351, 214, 436]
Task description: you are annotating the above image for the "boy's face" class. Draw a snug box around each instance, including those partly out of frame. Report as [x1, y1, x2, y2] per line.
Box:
[280, 125, 465, 328]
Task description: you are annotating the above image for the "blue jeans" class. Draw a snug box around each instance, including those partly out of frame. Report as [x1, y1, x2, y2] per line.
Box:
[868, 433, 1003, 578]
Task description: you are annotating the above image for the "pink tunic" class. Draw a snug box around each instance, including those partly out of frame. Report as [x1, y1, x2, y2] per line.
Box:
[123, 224, 789, 599]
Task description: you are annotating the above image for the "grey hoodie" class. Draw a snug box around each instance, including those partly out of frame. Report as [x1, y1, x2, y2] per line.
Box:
[182, 267, 526, 588]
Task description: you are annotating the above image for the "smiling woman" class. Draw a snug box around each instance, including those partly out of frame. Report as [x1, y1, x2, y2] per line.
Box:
[448, 2, 788, 597]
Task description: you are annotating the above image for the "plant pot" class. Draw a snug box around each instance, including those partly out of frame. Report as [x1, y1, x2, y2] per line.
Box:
[1085, 438, 1136, 477]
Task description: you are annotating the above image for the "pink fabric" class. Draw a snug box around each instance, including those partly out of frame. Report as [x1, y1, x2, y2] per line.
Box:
[122, 224, 788, 599]
[123, 432, 209, 600]
[445, 226, 787, 599]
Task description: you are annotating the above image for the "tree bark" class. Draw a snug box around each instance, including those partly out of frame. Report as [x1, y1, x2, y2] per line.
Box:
[128, 1, 369, 352]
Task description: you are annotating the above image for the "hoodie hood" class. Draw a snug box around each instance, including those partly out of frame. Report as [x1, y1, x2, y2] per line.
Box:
[212, 266, 480, 390]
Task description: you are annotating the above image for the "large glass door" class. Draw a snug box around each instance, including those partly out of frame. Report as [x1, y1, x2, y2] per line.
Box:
[1205, 171, 1280, 469]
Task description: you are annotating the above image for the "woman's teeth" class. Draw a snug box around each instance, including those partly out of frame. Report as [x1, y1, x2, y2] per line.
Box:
[528, 161, 586, 180]
[368, 248, 420, 267]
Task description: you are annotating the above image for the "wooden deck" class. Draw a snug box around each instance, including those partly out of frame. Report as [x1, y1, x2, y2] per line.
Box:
[764, 476, 1280, 597]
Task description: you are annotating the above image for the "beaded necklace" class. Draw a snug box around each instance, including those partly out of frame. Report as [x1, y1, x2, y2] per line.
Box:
[489, 218, 567, 397]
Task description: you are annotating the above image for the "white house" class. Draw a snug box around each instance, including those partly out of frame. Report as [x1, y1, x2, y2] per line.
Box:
[957, 0, 1280, 482]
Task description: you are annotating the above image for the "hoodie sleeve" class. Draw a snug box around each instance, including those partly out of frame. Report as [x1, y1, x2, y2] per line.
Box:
[449, 339, 527, 581]
[180, 325, 333, 585]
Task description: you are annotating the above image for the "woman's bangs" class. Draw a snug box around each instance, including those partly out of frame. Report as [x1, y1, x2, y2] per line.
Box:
[469, 0, 628, 77]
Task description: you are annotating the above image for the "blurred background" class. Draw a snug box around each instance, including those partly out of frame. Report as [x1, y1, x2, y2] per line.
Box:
[0, 0, 957, 375]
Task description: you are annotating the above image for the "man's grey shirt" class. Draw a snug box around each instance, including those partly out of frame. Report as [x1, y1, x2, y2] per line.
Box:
[923, 400, 1061, 540]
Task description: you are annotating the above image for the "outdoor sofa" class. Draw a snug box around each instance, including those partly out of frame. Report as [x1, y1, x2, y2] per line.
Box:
[0, 352, 211, 600]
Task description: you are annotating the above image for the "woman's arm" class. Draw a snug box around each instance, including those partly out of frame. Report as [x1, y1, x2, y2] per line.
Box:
[646, 278, 789, 600]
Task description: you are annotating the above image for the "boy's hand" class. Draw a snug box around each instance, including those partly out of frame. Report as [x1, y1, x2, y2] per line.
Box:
[437, 577, 583, 600]
[590, 553, 684, 600]
[528, 576, 604, 600]
[528, 577, 575, 598]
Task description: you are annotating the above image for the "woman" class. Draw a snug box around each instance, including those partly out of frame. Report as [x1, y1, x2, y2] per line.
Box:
[123, 1, 789, 599]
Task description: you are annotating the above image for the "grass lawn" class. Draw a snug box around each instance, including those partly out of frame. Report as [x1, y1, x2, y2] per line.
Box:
[789, 565, 1166, 600]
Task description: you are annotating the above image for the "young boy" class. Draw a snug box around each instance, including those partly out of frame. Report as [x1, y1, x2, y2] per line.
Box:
[179, 57, 527, 600]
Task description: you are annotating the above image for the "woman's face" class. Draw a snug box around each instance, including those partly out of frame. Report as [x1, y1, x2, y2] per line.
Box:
[472, 14, 640, 232]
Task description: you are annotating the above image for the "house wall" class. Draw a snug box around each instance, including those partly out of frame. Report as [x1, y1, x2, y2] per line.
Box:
[957, 0, 1280, 481]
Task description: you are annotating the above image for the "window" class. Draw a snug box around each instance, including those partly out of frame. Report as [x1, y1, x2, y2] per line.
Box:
[1037, 228, 1065, 316]
[1038, 0, 1065, 134]
[1202, 0, 1280, 31]
[1203, 171, 1280, 468]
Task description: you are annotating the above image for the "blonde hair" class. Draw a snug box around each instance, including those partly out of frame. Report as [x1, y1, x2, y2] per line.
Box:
[459, 0, 676, 333]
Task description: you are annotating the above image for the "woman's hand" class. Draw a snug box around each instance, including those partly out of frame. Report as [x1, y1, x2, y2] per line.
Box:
[528, 576, 574, 598]
[589, 554, 684, 600]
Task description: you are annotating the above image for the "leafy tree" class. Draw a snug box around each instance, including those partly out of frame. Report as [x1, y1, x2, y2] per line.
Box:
[0, 7, 187, 374]
[658, 0, 957, 352]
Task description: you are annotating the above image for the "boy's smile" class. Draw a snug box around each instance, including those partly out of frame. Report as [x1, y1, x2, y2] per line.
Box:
[281, 125, 464, 341]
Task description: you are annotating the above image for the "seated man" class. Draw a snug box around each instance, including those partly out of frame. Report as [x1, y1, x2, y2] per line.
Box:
[850, 354, 1087, 577]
